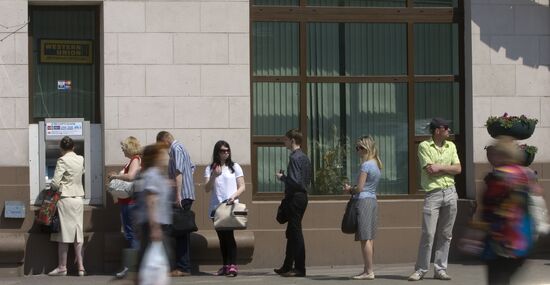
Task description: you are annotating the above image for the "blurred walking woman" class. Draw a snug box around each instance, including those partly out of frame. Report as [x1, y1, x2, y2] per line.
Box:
[204, 141, 246, 277]
[343, 135, 382, 280]
[133, 143, 173, 272]
[48, 136, 86, 276]
[482, 138, 538, 285]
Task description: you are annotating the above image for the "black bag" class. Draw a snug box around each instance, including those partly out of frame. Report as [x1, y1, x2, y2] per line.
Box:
[171, 207, 198, 236]
[276, 198, 289, 224]
[341, 197, 358, 234]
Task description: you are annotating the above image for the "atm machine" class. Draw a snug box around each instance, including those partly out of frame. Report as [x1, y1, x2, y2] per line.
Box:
[36, 118, 102, 204]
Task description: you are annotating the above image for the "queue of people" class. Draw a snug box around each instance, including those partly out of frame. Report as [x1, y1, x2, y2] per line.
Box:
[43, 119, 544, 284]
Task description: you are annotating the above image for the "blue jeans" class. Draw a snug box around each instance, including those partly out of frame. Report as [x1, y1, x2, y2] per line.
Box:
[120, 204, 139, 249]
[175, 199, 193, 272]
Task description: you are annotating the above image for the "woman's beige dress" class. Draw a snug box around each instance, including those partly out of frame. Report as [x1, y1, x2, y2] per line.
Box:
[50, 151, 85, 243]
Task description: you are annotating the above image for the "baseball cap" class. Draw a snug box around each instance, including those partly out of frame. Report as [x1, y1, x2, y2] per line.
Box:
[429, 117, 450, 130]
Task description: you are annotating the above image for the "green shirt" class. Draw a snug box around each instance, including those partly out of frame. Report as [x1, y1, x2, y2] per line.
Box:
[417, 139, 460, 192]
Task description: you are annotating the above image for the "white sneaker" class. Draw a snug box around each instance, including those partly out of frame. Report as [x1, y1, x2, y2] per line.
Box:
[408, 271, 425, 281]
[115, 267, 128, 279]
[434, 271, 452, 280]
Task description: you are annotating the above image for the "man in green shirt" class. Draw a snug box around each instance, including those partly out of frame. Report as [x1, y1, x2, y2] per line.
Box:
[408, 118, 461, 282]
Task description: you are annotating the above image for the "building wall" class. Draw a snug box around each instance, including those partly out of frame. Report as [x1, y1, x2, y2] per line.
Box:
[102, 0, 251, 166]
[471, 0, 550, 163]
[0, 0, 29, 167]
[1, 0, 550, 276]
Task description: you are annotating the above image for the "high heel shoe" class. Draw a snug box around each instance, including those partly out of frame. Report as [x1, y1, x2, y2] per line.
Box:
[48, 268, 67, 276]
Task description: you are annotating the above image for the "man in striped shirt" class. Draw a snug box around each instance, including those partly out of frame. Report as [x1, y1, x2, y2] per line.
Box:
[157, 131, 196, 277]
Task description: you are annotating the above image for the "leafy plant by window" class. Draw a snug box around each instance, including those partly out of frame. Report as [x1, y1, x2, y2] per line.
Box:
[311, 126, 349, 195]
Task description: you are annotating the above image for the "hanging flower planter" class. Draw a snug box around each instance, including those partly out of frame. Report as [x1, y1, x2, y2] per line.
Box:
[520, 144, 537, 167]
[486, 113, 538, 140]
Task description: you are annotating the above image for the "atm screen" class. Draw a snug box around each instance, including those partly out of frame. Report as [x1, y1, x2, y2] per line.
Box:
[47, 165, 55, 180]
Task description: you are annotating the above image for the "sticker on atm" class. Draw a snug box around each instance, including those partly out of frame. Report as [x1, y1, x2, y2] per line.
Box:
[46, 122, 83, 136]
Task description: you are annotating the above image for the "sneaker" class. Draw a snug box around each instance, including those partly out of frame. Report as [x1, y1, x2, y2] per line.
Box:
[434, 271, 452, 280]
[215, 265, 228, 276]
[226, 264, 238, 277]
[351, 272, 375, 280]
[115, 267, 128, 279]
[408, 271, 425, 281]
[78, 270, 86, 277]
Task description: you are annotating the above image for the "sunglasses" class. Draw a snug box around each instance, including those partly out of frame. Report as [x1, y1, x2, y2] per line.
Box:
[355, 146, 364, 151]
[219, 149, 230, 154]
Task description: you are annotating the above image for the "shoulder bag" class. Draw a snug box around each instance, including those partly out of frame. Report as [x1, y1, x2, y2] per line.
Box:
[108, 179, 134, 199]
[341, 197, 359, 234]
[36, 189, 61, 233]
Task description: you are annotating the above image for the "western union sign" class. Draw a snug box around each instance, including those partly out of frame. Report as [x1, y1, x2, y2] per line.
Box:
[40, 40, 93, 64]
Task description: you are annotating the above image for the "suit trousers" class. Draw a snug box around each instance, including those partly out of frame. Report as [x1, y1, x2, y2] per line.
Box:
[282, 192, 308, 274]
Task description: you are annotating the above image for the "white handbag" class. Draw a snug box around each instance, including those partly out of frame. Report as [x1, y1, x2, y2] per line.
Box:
[213, 202, 248, 230]
[139, 241, 169, 285]
[107, 179, 134, 199]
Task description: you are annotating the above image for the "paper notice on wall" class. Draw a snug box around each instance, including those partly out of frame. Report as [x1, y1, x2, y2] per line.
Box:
[57, 80, 72, 91]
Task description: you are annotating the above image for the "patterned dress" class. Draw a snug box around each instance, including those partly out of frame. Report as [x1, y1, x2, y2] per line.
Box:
[481, 165, 537, 259]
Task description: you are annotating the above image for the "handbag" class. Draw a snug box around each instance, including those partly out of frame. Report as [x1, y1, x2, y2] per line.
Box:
[529, 194, 550, 238]
[171, 206, 198, 236]
[213, 202, 248, 230]
[36, 189, 61, 226]
[108, 179, 134, 199]
[139, 241, 169, 285]
[276, 198, 289, 224]
[341, 197, 359, 234]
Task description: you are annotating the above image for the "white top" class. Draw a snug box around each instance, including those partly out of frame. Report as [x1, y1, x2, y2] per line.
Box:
[205, 163, 244, 218]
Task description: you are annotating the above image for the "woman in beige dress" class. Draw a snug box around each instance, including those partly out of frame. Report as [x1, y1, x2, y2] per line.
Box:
[48, 136, 86, 276]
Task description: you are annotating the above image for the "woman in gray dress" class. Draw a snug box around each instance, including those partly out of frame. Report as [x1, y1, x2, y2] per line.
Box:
[343, 135, 382, 280]
[48, 136, 86, 276]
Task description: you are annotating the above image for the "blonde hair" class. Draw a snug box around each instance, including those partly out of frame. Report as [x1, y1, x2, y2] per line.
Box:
[121, 136, 142, 156]
[356, 135, 383, 169]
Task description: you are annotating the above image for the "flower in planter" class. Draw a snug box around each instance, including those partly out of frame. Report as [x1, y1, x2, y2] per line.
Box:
[485, 113, 538, 129]
[519, 144, 538, 155]
[485, 113, 538, 140]
[519, 144, 538, 166]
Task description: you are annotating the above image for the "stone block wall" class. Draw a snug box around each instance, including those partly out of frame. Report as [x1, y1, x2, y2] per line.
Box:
[103, 0, 251, 166]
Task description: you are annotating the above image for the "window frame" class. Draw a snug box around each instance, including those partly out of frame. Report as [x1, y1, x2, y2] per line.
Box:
[250, 0, 465, 200]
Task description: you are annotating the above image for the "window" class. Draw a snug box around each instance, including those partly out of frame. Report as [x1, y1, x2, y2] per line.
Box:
[251, 2, 464, 197]
[29, 6, 100, 123]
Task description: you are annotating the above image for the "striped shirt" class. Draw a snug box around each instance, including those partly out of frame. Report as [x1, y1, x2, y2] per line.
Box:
[168, 140, 195, 200]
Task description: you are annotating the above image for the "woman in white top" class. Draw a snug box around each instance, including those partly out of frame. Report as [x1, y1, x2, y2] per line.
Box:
[204, 140, 245, 277]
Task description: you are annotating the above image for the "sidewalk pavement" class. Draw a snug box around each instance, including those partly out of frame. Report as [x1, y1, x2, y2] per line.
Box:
[1, 259, 549, 285]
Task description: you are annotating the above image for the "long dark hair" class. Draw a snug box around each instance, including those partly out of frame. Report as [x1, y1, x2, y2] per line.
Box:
[210, 140, 235, 173]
